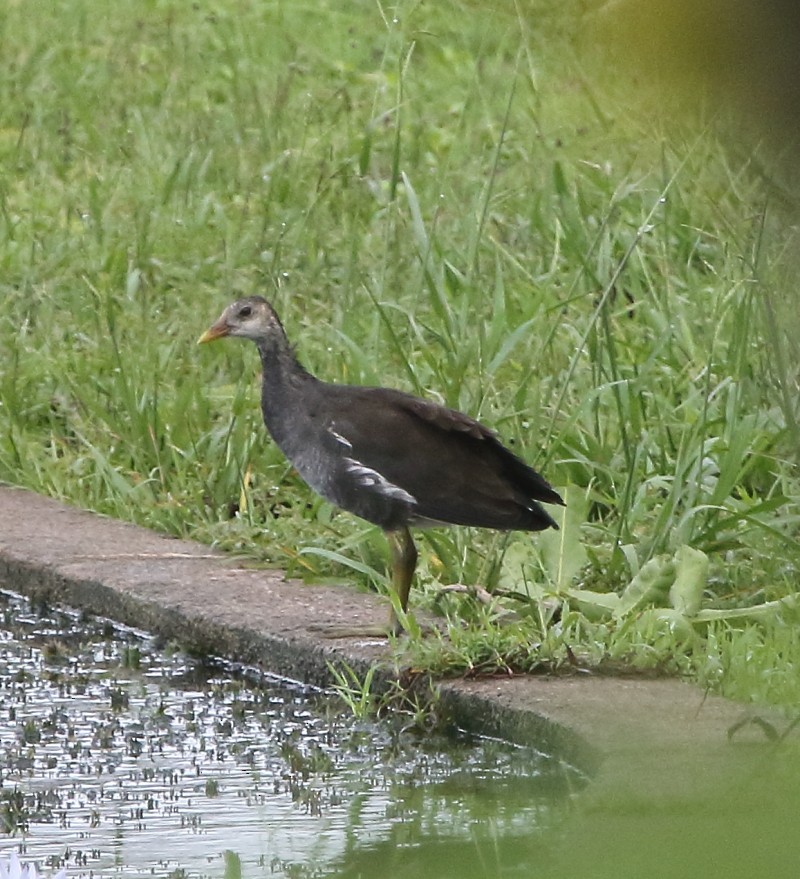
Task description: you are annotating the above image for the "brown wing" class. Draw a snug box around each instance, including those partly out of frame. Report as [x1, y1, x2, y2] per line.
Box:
[324, 385, 563, 532]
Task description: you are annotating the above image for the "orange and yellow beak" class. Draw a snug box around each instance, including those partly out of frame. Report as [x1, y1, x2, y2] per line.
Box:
[197, 319, 229, 344]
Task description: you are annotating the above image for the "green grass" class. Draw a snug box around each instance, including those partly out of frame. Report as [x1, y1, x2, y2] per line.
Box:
[1, 0, 798, 706]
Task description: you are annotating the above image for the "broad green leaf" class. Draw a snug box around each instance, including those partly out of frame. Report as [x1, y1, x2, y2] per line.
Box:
[633, 607, 697, 644]
[538, 484, 587, 590]
[565, 587, 620, 621]
[615, 553, 674, 618]
[693, 594, 800, 623]
[669, 545, 709, 617]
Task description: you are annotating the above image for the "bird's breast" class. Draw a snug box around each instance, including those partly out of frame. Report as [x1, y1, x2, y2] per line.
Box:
[263, 407, 416, 530]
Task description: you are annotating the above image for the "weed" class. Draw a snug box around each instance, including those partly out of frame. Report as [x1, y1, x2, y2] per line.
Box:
[0, 0, 797, 704]
[326, 661, 379, 720]
[0, 788, 29, 834]
[327, 659, 442, 730]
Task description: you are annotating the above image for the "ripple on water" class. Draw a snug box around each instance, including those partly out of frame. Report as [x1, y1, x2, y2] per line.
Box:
[0, 590, 582, 878]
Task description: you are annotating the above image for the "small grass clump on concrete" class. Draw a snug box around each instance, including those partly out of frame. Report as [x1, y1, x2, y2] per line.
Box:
[0, 1, 798, 705]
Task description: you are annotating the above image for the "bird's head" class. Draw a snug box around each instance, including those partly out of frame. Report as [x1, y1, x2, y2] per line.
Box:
[198, 296, 282, 345]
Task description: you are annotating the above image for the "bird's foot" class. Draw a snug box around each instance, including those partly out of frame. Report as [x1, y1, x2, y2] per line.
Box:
[306, 615, 435, 640]
[306, 622, 393, 640]
[437, 583, 494, 605]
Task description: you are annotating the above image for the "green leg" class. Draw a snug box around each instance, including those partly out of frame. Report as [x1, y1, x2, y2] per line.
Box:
[308, 527, 418, 640]
[387, 526, 417, 635]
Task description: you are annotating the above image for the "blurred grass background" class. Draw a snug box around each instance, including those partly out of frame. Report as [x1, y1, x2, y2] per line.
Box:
[1, 0, 798, 702]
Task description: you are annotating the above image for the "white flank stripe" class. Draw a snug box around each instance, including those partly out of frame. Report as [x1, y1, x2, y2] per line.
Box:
[328, 429, 353, 451]
[343, 458, 416, 504]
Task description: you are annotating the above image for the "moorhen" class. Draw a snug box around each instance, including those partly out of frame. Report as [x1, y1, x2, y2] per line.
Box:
[199, 296, 564, 634]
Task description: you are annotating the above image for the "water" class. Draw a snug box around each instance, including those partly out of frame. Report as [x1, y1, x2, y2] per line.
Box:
[0, 590, 580, 878]
[5, 589, 799, 879]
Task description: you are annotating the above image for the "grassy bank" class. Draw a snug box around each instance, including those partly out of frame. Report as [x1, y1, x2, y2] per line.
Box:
[1, 0, 798, 706]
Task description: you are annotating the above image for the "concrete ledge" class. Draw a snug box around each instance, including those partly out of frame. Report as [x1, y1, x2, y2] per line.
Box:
[0, 486, 775, 783]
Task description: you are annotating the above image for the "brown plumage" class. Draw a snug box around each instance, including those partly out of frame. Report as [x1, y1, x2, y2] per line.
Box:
[199, 296, 564, 634]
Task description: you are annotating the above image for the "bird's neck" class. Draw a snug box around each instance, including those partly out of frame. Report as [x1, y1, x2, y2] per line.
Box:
[256, 332, 314, 388]
[256, 334, 318, 442]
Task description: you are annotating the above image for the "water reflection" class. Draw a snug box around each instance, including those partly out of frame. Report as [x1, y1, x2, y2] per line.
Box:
[0, 590, 580, 878]
[547, 742, 800, 879]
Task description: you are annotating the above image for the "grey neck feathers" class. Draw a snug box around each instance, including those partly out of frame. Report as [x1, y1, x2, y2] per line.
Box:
[255, 331, 317, 441]
[254, 321, 311, 380]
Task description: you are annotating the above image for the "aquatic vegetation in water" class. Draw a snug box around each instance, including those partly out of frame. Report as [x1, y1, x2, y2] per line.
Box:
[0, 590, 578, 878]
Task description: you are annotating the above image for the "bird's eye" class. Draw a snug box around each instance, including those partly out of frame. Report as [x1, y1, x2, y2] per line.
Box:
[239, 305, 252, 318]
